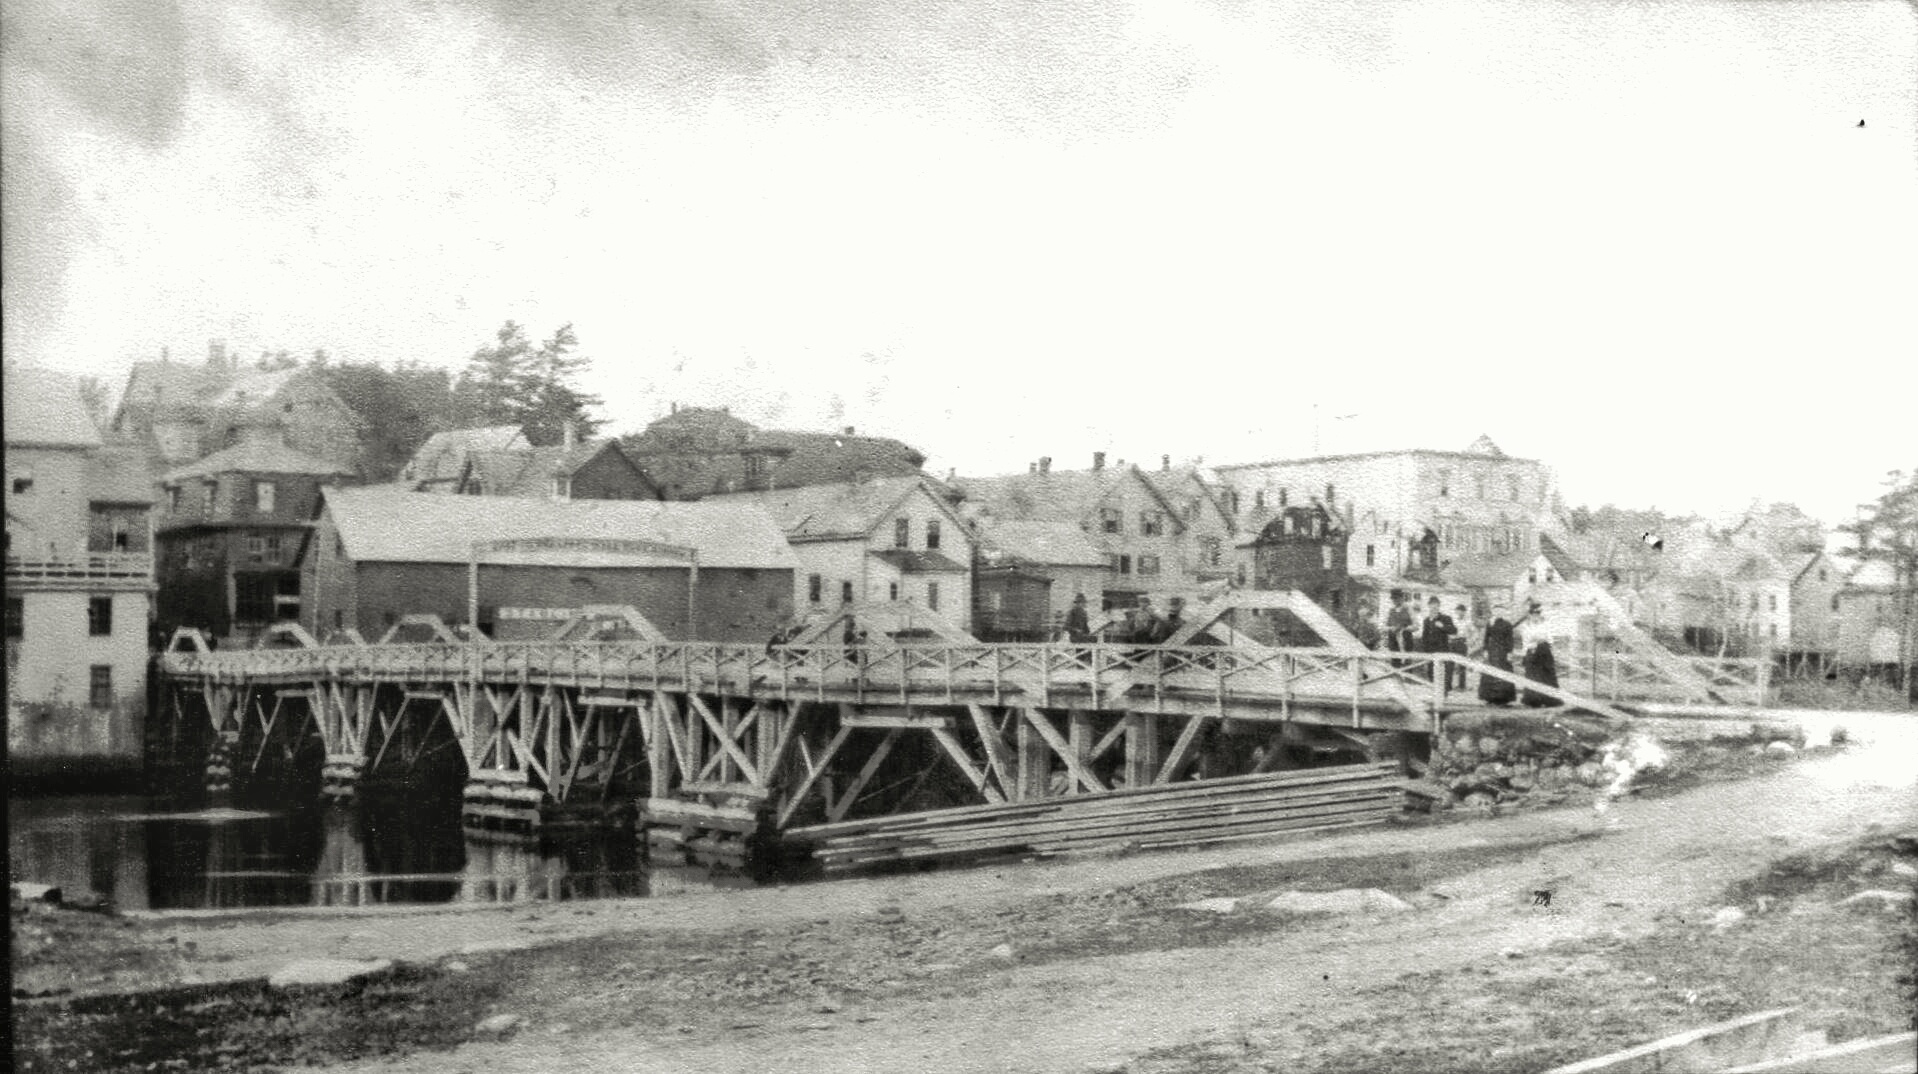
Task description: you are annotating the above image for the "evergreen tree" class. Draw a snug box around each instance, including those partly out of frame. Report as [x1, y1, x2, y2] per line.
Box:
[451, 321, 604, 445]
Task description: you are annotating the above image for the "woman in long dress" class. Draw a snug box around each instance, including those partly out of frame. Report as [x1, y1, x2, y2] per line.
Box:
[1518, 605, 1561, 708]
[1477, 605, 1518, 706]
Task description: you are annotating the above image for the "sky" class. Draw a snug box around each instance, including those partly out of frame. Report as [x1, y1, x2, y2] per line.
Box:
[5, 0, 1915, 525]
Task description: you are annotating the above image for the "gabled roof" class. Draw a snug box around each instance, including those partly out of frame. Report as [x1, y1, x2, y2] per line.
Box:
[4, 366, 103, 448]
[319, 486, 795, 569]
[163, 439, 355, 483]
[467, 440, 652, 498]
[953, 465, 1181, 530]
[401, 426, 529, 484]
[975, 519, 1108, 568]
[86, 447, 159, 504]
[707, 475, 961, 541]
[207, 366, 305, 408]
[1145, 466, 1236, 531]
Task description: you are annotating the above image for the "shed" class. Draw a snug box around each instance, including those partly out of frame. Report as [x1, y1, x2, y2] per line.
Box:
[301, 487, 795, 642]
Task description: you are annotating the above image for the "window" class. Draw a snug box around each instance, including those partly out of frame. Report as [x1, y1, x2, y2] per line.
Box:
[1768, 623, 1778, 640]
[1324, 483, 1334, 503]
[808, 574, 823, 604]
[1475, 475, 1487, 499]
[87, 596, 112, 636]
[247, 534, 268, 561]
[265, 534, 281, 559]
[203, 482, 216, 516]
[167, 486, 181, 512]
[333, 610, 344, 631]
[1253, 490, 1266, 511]
[841, 581, 854, 604]
[894, 517, 910, 548]
[744, 454, 768, 481]
[552, 476, 571, 500]
[1140, 512, 1164, 536]
[9, 472, 32, 494]
[1767, 594, 1777, 612]
[927, 582, 940, 610]
[1438, 471, 1450, 497]
[888, 581, 900, 601]
[1818, 568, 1828, 582]
[1830, 594, 1840, 612]
[1507, 476, 1520, 501]
[334, 534, 346, 559]
[4, 597, 22, 638]
[926, 519, 941, 550]
[1100, 508, 1122, 534]
[255, 481, 277, 513]
[1113, 554, 1133, 575]
[89, 666, 113, 708]
[1138, 555, 1161, 576]
[1365, 544, 1376, 567]
[1320, 546, 1333, 570]
[1199, 536, 1221, 567]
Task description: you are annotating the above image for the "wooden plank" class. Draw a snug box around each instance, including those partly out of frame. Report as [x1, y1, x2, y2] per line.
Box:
[788, 762, 1397, 839]
[839, 713, 956, 729]
[688, 694, 762, 787]
[928, 727, 1007, 804]
[640, 798, 761, 833]
[967, 703, 1016, 798]
[826, 727, 903, 823]
[578, 694, 640, 708]
[677, 780, 771, 801]
[776, 725, 854, 827]
[1124, 712, 1159, 789]
[1021, 708, 1108, 794]
[1156, 715, 1210, 785]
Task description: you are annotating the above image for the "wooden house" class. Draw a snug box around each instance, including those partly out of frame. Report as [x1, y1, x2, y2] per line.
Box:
[5, 366, 156, 782]
[110, 343, 365, 473]
[155, 435, 356, 647]
[621, 406, 926, 500]
[396, 424, 659, 501]
[300, 487, 795, 643]
[952, 454, 1197, 612]
[971, 519, 1109, 641]
[1835, 559, 1905, 669]
[706, 475, 974, 630]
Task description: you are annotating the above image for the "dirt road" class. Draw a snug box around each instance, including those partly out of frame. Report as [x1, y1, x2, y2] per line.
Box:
[247, 741, 1913, 1074]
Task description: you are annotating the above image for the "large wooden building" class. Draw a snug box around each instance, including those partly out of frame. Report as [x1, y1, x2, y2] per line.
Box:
[110, 344, 365, 473]
[301, 488, 796, 642]
[707, 475, 974, 630]
[155, 436, 355, 647]
[5, 366, 157, 782]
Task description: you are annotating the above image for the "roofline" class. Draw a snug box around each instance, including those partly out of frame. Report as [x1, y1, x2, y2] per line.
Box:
[1213, 448, 1543, 470]
[956, 464, 1189, 534]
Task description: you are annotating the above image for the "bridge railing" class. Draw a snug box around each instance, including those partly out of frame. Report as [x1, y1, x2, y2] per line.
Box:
[1557, 651, 1768, 707]
[155, 640, 1551, 718]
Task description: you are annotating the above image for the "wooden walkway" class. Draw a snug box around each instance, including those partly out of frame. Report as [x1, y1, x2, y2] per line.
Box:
[152, 627, 1754, 866]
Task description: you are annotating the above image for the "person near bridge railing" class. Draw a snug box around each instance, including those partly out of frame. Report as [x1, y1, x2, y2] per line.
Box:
[1064, 594, 1093, 644]
[1516, 602, 1561, 707]
[1420, 597, 1457, 689]
[1447, 603, 1472, 691]
[1477, 604, 1517, 706]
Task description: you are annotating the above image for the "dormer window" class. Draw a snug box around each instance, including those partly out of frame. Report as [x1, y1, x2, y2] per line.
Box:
[255, 481, 277, 514]
[553, 476, 572, 500]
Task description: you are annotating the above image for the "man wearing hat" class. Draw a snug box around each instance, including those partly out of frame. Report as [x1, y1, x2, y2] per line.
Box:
[1420, 596, 1458, 690]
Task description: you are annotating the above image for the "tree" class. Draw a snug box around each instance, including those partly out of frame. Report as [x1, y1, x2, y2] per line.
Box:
[1839, 468, 1918, 683]
[317, 359, 458, 481]
[450, 321, 604, 445]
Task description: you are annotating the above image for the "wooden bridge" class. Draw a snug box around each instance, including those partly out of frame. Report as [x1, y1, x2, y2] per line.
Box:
[151, 590, 1768, 864]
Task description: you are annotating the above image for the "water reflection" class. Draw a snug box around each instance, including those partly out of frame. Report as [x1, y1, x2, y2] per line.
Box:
[7, 793, 737, 910]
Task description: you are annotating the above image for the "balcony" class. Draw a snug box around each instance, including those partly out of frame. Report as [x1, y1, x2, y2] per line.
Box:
[5, 553, 156, 589]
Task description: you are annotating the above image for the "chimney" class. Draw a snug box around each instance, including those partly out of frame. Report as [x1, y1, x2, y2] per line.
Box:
[843, 425, 856, 436]
[207, 339, 227, 371]
[1039, 456, 1052, 475]
[562, 420, 578, 450]
[1092, 451, 1106, 471]
[1029, 461, 1038, 474]
[1161, 454, 1170, 472]
[670, 401, 678, 415]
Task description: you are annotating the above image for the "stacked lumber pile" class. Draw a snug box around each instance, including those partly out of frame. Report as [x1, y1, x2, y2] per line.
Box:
[787, 762, 1401, 874]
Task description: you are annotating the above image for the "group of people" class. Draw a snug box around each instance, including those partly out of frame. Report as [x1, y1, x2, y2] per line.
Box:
[1060, 594, 1185, 646]
[1380, 591, 1559, 707]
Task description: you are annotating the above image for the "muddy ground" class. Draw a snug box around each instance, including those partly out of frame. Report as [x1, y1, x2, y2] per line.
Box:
[10, 736, 1917, 1073]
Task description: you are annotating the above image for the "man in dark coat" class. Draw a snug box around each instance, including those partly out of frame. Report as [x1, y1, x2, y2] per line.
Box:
[1478, 604, 1518, 705]
[1063, 593, 1092, 643]
[1419, 597, 1458, 689]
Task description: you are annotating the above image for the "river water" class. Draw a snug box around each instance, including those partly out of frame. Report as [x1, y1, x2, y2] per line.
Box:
[7, 789, 757, 911]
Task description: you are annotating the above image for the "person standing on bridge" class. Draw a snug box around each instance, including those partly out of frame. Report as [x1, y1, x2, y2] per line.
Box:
[1517, 602, 1561, 707]
[1064, 593, 1093, 643]
[1386, 591, 1414, 667]
[1420, 597, 1458, 689]
[1478, 603, 1518, 706]
[1447, 603, 1472, 691]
